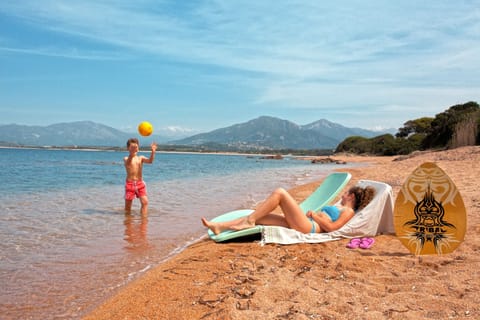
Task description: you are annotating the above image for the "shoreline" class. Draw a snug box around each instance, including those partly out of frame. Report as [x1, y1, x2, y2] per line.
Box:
[83, 146, 480, 319]
[0, 145, 332, 161]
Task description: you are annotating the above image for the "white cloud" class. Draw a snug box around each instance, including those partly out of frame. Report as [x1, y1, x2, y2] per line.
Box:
[163, 126, 196, 134]
[1, 1, 478, 78]
[0, 1, 478, 130]
[0, 45, 128, 60]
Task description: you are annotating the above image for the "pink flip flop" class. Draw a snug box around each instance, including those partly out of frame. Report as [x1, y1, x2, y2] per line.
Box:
[359, 237, 375, 249]
[346, 238, 361, 249]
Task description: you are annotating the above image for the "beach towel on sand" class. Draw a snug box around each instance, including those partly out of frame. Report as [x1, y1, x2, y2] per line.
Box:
[261, 180, 395, 244]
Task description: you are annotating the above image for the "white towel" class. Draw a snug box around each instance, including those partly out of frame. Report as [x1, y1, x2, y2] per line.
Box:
[261, 180, 395, 245]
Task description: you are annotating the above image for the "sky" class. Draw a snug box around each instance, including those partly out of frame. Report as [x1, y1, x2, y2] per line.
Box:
[0, 1, 479, 136]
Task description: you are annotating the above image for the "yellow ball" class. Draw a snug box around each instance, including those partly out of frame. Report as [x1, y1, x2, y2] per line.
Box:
[138, 121, 153, 136]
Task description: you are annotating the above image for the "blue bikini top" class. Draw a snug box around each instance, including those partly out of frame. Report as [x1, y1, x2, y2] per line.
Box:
[320, 205, 341, 222]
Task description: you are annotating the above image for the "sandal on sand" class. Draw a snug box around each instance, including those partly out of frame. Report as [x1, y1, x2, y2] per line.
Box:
[346, 238, 361, 249]
[359, 237, 375, 249]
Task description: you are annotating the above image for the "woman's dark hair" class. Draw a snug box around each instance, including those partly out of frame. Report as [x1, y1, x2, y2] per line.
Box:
[349, 186, 376, 211]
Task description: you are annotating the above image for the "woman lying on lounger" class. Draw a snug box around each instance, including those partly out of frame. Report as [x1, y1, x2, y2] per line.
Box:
[202, 185, 375, 235]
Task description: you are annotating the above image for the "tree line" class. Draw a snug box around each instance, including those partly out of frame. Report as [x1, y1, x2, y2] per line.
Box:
[335, 101, 480, 156]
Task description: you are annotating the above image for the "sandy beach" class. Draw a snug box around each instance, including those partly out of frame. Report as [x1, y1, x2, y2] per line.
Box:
[83, 146, 480, 320]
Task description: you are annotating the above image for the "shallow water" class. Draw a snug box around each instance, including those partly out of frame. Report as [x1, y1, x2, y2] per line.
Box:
[0, 148, 349, 319]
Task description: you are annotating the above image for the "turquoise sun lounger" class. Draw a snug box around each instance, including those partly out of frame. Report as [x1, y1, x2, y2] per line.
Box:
[207, 172, 352, 242]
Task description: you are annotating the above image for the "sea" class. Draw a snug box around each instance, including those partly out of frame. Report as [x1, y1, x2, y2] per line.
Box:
[0, 148, 352, 319]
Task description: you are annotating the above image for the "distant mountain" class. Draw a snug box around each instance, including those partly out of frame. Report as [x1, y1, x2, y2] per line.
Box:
[0, 121, 169, 147]
[170, 116, 391, 150]
[171, 116, 337, 149]
[302, 119, 388, 141]
[0, 118, 395, 149]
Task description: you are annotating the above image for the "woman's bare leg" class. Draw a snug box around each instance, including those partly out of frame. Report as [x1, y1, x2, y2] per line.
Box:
[202, 188, 313, 234]
[201, 216, 246, 235]
[252, 188, 312, 232]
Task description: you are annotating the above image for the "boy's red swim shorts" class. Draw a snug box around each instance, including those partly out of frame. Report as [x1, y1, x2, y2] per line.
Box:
[125, 180, 147, 200]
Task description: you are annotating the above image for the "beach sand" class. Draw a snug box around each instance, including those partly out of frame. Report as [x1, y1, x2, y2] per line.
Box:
[83, 146, 480, 320]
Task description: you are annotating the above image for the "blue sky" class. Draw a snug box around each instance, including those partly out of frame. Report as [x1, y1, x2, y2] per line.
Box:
[0, 1, 479, 136]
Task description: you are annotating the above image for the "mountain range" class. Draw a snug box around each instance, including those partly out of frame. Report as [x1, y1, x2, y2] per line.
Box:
[173, 116, 390, 150]
[0, 117, 395, 150]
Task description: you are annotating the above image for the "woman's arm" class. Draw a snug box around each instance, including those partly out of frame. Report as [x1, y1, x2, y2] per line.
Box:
[314, 209, 355, 232]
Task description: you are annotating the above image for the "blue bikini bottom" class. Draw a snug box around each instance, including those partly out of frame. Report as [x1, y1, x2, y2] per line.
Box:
[308, 217, 316, 233]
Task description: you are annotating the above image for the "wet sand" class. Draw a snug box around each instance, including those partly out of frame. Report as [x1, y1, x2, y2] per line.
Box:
[83, 146, 480, 319]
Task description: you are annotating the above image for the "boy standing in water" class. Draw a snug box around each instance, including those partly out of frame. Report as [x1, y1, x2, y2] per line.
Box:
[124, 138, 157, 215]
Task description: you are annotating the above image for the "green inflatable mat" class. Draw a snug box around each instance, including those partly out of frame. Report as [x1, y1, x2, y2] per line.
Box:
[207, 172, 352, 242]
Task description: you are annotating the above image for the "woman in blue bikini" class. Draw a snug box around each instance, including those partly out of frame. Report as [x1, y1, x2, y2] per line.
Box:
[202, 185, 375, 235]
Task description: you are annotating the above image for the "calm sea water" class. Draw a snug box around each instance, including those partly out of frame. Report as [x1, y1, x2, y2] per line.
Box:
[0, 148, 347, 319]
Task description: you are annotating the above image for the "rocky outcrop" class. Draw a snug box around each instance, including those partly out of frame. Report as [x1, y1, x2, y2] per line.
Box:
[311, 157, 346, 165]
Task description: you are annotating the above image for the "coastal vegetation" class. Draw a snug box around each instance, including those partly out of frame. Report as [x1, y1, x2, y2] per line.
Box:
[335, 101, 479, 156]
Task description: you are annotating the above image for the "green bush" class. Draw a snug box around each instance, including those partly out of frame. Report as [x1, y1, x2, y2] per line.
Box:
[335, 136, 371, 154]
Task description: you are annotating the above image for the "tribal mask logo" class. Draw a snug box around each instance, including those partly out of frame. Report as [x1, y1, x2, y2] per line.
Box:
[403, 184, 456, 255]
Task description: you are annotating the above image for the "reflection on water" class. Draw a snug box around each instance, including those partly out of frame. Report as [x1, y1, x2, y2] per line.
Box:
[123, 214, 150, 251]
